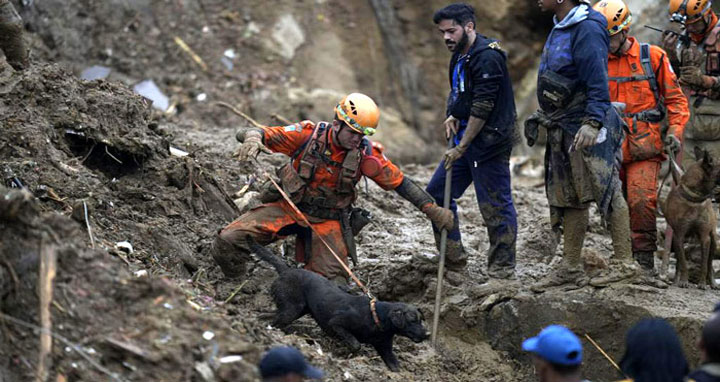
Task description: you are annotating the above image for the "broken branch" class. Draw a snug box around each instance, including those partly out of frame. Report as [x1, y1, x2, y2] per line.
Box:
[173, 36, 208, 71]
[214, 102, 265, 129]
[83, 200, 95, 249]
[271, 113, 292, 125]
[36, 241, 57, 382]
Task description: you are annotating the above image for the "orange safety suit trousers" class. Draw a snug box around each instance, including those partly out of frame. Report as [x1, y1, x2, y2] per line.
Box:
[619, 160, 660, 253]
[217, 200, 350, 281]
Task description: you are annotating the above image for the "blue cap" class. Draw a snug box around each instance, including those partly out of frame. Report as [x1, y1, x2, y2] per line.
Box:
[259, 346, 324, 379]
[522, 325, 583, 366]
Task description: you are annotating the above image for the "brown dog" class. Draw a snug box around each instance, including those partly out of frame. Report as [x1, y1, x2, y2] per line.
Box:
[662, 147, 720, 289]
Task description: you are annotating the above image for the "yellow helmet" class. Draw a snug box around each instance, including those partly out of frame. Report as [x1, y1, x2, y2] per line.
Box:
[335, 93, 380, 136]
[594, 0, 632, 36]
[669, 0, 713, 24]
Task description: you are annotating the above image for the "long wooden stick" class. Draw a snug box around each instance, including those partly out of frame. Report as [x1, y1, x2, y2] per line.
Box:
[585, 333, 626, 376]
[173, 36, 208, 71]
[37, 242, 57, 382]
[214, 102, 265, 129]
[431, 137, 454, 348]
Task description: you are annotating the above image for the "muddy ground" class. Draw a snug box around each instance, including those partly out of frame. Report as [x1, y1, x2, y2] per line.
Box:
[1, 63, 720, 382]
[2, 1, 720, 381]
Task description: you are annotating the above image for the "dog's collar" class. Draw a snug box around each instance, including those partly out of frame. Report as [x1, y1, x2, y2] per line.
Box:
[370, 298, 382, 329]
[679, 184, 711, 203]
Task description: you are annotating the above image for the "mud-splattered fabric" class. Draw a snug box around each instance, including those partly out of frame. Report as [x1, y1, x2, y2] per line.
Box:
[426, 150, 517, 269]
[620, 161, 660, 253]
[219, 200, 350, 280]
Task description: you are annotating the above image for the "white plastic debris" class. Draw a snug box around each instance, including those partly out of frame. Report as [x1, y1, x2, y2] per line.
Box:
[221, 57, 234, 71]
[133, 270, 148, 277]
[219, 355, 243, 364]
[133, 80, 170, 111]
[115, 241, 134, 254]
[343, 371, 354, 380]
[80, 65, 111, 81]
[223, 49, 236, 59]
[202, 25, 210, 33]
[169, 147, 189, 157]
[316, 347, 323, 355]
[163, 303, 174, 310]
[196, 93, 207, 102]
[202, 331, 215, 341]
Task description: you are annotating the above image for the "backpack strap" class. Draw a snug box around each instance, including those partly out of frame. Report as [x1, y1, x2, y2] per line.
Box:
[291, 122, 329, 161]
[640, 43, 663, 107]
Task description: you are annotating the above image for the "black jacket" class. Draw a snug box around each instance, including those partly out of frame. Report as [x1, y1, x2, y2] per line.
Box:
[447, 34, 516, 159]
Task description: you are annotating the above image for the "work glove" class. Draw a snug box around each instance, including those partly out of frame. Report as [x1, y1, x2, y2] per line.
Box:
[679, 66, 715, 89]
[422, 203, 454, 232]
[664, 134, 681, 153]
[524, 111, 543, 147]
[236, 130, 271, 162]
[443, 145, 467, 170]
[443, 115, 460, 139]
[572, 122, 600, 151]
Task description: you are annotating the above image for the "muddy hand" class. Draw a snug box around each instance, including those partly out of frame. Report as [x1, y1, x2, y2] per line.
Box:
[572, 124, 599, 151]
[443, 116, 459, 140]
[662, 32, 679, 60]
[236, 132, 271, 162]
[443, 146, 466, 170]
[679, 66, 709, 88]
[664, 134, 681, 153]
[422, 204, 454, 232]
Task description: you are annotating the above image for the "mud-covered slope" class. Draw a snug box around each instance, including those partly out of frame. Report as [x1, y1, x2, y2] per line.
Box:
[1, 63, 720, 382]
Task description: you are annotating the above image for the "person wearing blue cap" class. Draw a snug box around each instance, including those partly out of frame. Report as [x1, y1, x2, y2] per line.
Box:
[258, 346, 324, 381]
[522, 325, 590, 382]
[688, 304, 720, 382]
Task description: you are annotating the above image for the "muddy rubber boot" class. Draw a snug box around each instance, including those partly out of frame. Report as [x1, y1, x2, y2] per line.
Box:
[428, 231, 468, 271]
[212, 235, 250, 279]
[608, 187, 633, 262]
[627, 252, 668, 288]
[487, 264, 516, 280]
[589, 259, 640, 287]
[531, 208, 589, 293]
[633, 251, 655, 271]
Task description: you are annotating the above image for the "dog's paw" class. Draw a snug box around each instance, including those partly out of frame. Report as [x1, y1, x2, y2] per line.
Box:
[388, 363, 400, 372]
[675, 279, 691, 288]
[697, 283, 709, 290]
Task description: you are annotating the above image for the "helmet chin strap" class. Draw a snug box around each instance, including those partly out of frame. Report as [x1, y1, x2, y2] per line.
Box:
[612, 34, 628, 56]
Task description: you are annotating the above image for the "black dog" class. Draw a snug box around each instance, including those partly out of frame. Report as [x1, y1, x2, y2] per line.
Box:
[250, 241, 429, 371]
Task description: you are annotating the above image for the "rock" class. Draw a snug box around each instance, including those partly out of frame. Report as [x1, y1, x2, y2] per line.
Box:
[271, 14, 305, 60]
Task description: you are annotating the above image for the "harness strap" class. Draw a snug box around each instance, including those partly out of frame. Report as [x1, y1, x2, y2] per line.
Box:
[370, 298, 382, 329]
[679, 183, 712, 203]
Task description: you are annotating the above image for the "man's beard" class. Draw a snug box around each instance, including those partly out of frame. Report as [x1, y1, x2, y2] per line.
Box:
[446, 30, 469, 53]
[457, 30, 470, 53]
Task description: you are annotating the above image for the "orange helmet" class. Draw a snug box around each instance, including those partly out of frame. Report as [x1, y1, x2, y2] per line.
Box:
[669, 0, 713, 24]
[593, 0, 632, 36]
[335, 93, 380, 136]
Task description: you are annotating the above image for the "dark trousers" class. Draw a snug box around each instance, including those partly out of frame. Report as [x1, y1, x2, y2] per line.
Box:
[426, 150, 517, 268]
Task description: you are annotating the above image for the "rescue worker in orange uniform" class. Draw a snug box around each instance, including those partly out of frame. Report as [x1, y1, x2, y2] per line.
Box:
[213, 93, 454, 284]
[662, 0, 720, 166]
[594, 0, 690, 281]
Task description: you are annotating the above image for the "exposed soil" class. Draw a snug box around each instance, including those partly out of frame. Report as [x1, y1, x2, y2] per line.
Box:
[2, 1, 720, 382]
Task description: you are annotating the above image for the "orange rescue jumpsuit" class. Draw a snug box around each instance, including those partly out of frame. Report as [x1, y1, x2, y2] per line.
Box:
[608, 37, 690, 255]
[218, 121, 404, 281]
